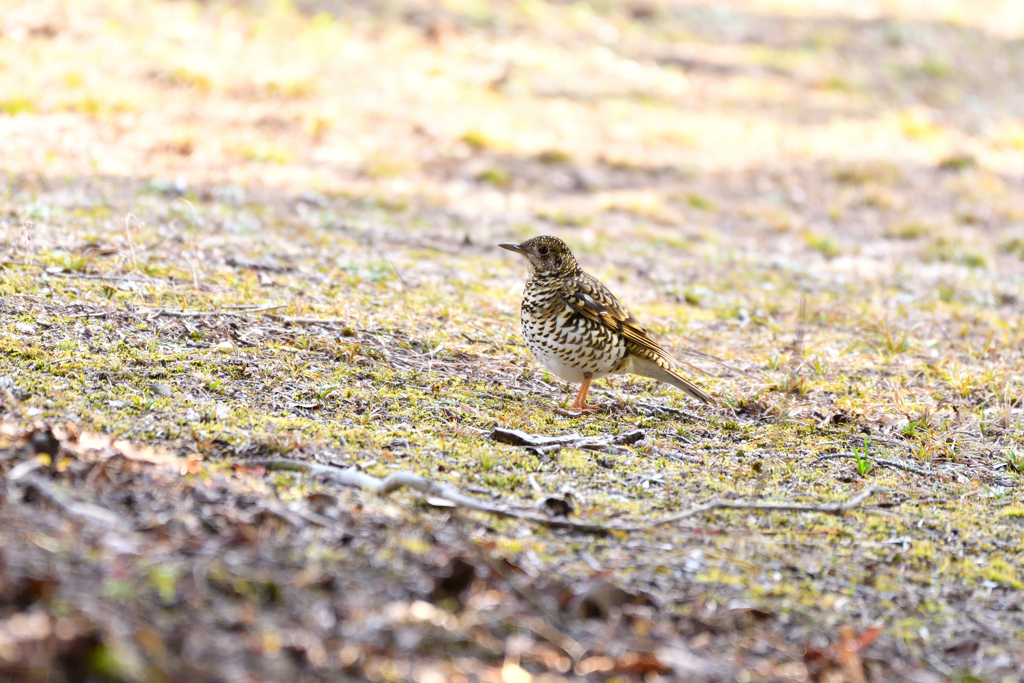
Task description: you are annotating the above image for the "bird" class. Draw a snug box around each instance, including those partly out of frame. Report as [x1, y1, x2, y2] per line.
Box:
[500, 236, 715, 412]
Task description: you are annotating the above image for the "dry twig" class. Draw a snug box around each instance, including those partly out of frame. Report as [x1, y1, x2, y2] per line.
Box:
[636, 486, 879, 530]
[247, 458, 613, 532]
[10, 471, 127, 529]
[139, 304, 287, 319]
[853, 435, 913, 450]
[262, 314, 348, 326]
[246, 459, 881, 534]
[811, 452, 932, 477]
[628, 400, 709, 422]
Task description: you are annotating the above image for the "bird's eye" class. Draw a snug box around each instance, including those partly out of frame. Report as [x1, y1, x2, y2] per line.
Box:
[538, 246, 549, 255]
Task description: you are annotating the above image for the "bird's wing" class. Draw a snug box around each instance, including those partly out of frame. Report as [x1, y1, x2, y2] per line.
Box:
[560, 273, 716, 405]
[559, 273, 672, 362]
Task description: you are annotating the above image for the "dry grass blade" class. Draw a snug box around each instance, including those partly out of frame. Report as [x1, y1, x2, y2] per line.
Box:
[634, 486, 880, 530]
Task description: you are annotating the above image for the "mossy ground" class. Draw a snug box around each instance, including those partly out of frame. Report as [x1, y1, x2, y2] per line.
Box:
[1, 1, 1023, 681]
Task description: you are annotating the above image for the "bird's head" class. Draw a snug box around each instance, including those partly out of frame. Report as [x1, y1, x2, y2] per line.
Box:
[499, 236, 580, 278]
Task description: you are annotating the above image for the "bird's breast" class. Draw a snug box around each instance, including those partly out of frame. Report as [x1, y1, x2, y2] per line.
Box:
[519, 280, 627, 382]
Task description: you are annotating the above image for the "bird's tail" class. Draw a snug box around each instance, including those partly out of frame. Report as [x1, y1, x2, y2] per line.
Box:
[629, 356, 717, 405]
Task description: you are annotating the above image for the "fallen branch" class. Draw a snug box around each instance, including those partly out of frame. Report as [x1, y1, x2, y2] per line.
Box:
[245, 459, 881, 534]
[811, 453, 932, 477]
[262, 314, 348, 327]
[12, 472, 127, 530]
[491, 427, 645, 455]
[636, 486, 879, 530]
[852, 435, 913, 450]
[140, 304, 287, 319]
[246, 458, 614, 532]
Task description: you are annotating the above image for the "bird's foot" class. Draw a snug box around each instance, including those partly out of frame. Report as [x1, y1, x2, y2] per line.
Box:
[554, 400, 605, 416]
[564, 375, 606, 414]
[570, 400, 606, 414]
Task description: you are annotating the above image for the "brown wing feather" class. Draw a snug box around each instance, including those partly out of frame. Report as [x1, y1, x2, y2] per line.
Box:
[560, 273, 674, 364]
[561, 273, 716, 405]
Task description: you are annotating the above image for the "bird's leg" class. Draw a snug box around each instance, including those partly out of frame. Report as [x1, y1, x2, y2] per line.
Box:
[570, 374, 603, 412]
[570, 376, 591, 411]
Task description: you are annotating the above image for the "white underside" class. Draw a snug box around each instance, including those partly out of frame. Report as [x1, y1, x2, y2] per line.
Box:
[533, 345, 623, 383]
[534, 351, 682, 388]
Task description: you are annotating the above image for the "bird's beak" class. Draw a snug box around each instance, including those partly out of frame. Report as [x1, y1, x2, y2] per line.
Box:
[499, 242, 525, 253]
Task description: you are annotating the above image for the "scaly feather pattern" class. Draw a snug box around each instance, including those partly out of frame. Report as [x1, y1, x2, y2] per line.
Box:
[500, 235, 715, 410]
[560, 274, 715, 404]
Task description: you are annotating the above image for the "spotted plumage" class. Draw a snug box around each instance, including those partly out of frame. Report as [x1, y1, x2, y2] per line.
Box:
[500, 236, 715, 412]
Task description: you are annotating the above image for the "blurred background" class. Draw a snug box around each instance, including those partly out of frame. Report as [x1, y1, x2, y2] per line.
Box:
[3, 0, 1023, 256]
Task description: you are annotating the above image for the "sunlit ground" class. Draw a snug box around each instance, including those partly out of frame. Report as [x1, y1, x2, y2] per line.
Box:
[1, 0, 1024, 681]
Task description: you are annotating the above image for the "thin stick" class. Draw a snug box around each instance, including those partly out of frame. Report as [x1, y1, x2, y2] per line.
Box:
[811, 453, 932, 477]
[9, 269, 158, 283]
[13, 473, 127, 529]
[245, 459, 881, 534]
[223, 303, 288, 313]
[856, 434, 912, 450]
[619, 397, 709, 422]
[222, 304, 288, 311]
[263, 314, 348, 326]
[247, 458, 612, 532]
[635, 486, 879, 530]
[649, 448, 702, 464]
[146, 309, 223, 319]
[677, 347, 762, 379]
[139, 304, 287, 319]
[382, 251, 409, 289]
[170, 197, 203, 289]
[460, 333, 500, 345]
